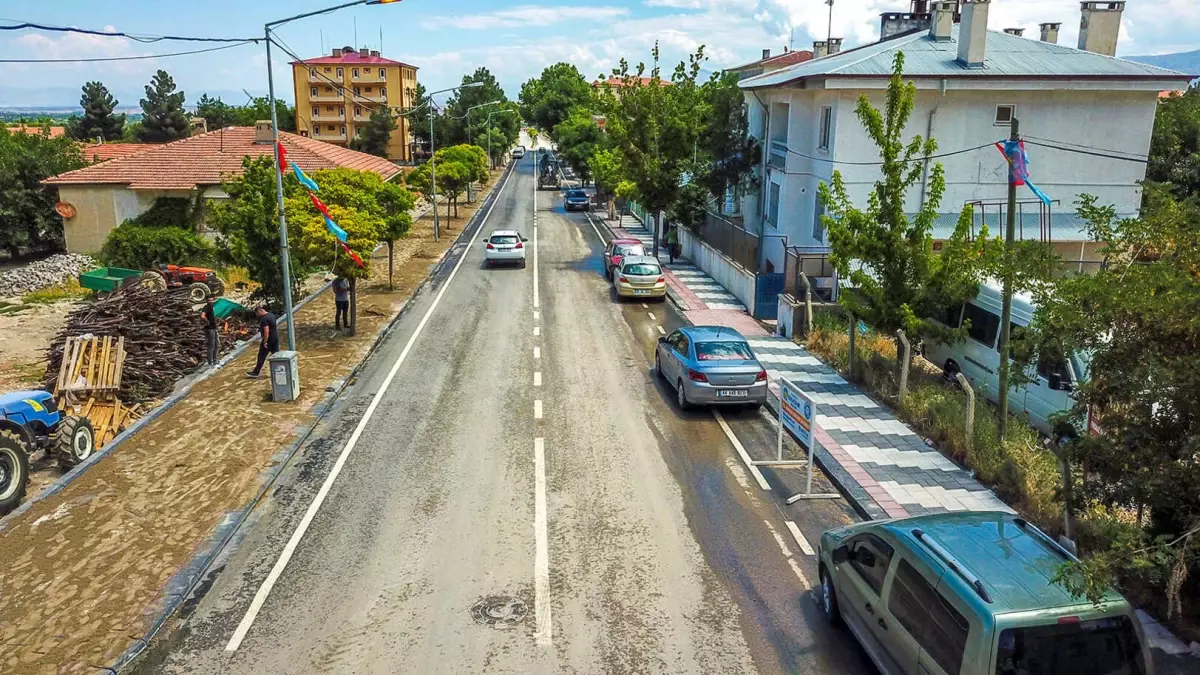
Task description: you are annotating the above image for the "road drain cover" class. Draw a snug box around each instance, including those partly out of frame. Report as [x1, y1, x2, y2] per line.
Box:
[471, 595, 528, 629]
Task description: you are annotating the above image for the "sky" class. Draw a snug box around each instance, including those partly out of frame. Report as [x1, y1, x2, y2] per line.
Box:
[2, 0, 1198, 109]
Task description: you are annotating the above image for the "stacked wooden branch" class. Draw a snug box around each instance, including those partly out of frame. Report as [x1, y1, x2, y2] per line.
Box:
[44, 285, 248, 404]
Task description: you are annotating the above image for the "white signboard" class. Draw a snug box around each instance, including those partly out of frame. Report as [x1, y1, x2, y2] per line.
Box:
[780, 379, 816, 451]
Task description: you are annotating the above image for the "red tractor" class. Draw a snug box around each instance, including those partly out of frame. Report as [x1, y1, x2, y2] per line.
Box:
[141, 264, 225, 302]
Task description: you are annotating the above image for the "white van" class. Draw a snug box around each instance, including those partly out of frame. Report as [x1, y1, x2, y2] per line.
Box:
[923, 282, 1090, 440]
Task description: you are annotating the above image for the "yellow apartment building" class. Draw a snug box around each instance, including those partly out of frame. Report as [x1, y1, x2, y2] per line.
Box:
[291, 46, 418, 161]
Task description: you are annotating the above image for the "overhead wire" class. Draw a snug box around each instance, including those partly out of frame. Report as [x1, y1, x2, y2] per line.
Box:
[1023, 139, 1149, 164]
[0, 21, 260, 43]
[782, 141, 997, 166]
[1022, 134, 1149, 161]
[0, 41, 253, 63]
[268, 34, 408, 115]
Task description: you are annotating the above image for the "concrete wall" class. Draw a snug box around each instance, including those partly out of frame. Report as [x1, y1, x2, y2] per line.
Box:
[60, 186, 202, 254]
[677, 225, 757, 314]
[747, 83, 1159, 271]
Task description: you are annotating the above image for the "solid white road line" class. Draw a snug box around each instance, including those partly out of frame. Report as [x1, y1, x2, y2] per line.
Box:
[534, 399, 543, 420]
[533, 372, 542, 387]
[534, 437, 552, 645]
[656, 325, 666, 336]
[713, 410, 770, 490]
[534, 346, 541, 359]
[584, 213, 605, 243]
[533, 221, 540, 309]
[788, 557, 813, 591]
[225, 159, 517, 653]
[786, 520, 816, 556]
[763, 519, 794, 558]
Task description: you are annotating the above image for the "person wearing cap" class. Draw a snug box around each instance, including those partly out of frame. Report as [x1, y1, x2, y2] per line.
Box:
[246, 306, 279, 379]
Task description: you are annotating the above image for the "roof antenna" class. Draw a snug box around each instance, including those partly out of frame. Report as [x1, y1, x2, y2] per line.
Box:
[354, 16, 357, 50]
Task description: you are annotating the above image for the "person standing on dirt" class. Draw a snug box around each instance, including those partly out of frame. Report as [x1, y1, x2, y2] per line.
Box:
[666, 225, 679, 265]
[246, 306, 279, 379]
[200, 295, 219, 366]
[333, 276, 350, 332]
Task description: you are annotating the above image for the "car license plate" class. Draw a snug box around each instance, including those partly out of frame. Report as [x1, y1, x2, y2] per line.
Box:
[634, 289, 651, 295]
[717, 389, 748, 398]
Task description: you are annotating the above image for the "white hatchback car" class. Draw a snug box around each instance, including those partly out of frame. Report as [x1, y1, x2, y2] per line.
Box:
[485, 230, 528, 268]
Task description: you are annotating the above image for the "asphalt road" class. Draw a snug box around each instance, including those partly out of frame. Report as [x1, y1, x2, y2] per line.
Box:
[140, 145, 877, 674]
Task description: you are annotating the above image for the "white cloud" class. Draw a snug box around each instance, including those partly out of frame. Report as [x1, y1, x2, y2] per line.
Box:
[421, 5, 630, 31]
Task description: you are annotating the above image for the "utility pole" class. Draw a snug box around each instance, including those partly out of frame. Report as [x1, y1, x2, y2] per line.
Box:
[996, 116, 1019, 441]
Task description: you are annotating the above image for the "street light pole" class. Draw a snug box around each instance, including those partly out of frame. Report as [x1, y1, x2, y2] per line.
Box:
[264, 0, 401, 350]
[426, 83, 484, 241]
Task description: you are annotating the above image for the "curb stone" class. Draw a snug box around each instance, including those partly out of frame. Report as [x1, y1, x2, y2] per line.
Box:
[103, 162, 515, 673]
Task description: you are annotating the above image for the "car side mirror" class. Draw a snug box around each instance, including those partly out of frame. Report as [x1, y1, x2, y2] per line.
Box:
[521, 237, 529, 243]
[658, 336, 667, 344]
[831, 545, 849, 564]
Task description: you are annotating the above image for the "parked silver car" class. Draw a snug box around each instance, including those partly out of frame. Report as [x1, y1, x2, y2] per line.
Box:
[654, 326, 768, 409]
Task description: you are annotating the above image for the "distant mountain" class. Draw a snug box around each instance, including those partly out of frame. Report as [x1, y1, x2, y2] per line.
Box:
[1126, 49, 1200, 79]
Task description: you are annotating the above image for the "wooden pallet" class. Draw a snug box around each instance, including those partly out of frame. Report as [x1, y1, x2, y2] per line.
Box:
[67, 396, 141, 448]
[54, 335, 125, 397]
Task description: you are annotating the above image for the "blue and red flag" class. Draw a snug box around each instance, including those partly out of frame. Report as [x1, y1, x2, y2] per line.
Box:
[291, 161, 320, 192]
[340, 241, 364, 267]
[309, 194, 348, 243]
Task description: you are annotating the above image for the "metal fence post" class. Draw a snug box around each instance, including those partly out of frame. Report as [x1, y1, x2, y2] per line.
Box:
[896, 329, 910, 404]
[955, 372, 974, 454]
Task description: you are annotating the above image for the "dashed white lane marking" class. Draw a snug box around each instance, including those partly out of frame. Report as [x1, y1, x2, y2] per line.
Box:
[534, 346, 541, 359]
[656, 325, 666, 336]
[533, 372, 542, 387]
[641, 303, 649, 309]
[224, 156, 517, 653]
[534, 399, 543, 419]
[788, 557, 813, 591]
[763, 520, 794, 558]
[786, 520, 816, 556]
[647, 311, 656, 321]
[713, 410, 770, 490]
[534, 326, 540, 337]
[533, 310, 540, 320]
[534, 437, 552, 645]
[533, 220, 540, 309]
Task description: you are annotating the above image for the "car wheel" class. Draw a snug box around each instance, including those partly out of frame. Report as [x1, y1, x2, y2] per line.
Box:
[521, 258, 527, 269]
[820, 565, 842, 626]
[655, 351, 663, 379]
[676, 379, 691, 410]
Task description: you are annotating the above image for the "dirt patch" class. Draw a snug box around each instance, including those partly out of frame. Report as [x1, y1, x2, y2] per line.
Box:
[0, 299, 79, 391]
[0, 174, 505, 674]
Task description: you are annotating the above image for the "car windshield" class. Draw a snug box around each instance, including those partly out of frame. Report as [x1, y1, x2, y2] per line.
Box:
[490, 235, 519, 245]
[567, 190, 587, 198]
[995, 616, 1144, 675]
[623, 264, 660, 276]
[695, 341, 754, 361]
[614, 245, 645, 257]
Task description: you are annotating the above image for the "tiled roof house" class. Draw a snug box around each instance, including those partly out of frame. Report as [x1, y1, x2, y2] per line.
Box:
[44, 122, 401, 253]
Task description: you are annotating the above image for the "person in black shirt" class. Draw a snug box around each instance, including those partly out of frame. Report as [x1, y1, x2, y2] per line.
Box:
[246, 306, 280, 378]
[200, 295, 219, 366]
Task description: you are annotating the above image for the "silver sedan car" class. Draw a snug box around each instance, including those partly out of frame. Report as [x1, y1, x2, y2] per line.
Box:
[654, 326, 768, 409]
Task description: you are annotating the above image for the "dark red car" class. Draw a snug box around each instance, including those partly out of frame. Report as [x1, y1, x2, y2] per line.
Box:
[603, 238, 647, 280]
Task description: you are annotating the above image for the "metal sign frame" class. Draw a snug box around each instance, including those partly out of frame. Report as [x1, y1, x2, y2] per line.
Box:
[749, 377, 839, 502]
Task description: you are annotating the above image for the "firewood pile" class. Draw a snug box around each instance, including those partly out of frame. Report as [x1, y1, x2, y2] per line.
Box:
[44, 285, 254, 403]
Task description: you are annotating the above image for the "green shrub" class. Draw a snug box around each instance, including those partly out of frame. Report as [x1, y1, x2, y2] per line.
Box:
[127, 196, 200, 229]
[100, 224, 214, 270]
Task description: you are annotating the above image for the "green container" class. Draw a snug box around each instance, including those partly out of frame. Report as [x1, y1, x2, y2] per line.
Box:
[79, 267, 142, 293]
[212, 297, 247, 320]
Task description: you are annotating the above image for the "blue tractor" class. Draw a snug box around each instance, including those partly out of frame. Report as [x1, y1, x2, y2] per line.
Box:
[0, 390, 96, 515]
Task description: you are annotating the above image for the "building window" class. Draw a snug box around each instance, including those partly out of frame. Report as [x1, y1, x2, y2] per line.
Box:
[380, 87, 387, 98]
[309, 68, 316, 77]
[767, 181, 781, 228]
[339, 107, 345, 118]
[324, 86, 333, 92]
[300, 130, 309, 137]
[310, 87, 318, 97]
[337, 68, 343, 78]
[314, 127, 320, 136]
[328, 125, 335, 131]
[365, 87, 373, 93]
[340, 125, 346, 136]
[355, 106, 363, 117]
[353, 68, 359, 77]
[323, 67, 331, 73]
[354, 86, 361, 96]
[337, 87, 344, 98]
[995, 104, 1015, 126]
[812, 193, 826, 241]
[818, 106, 832, 150]
[311, 106, 319, 118]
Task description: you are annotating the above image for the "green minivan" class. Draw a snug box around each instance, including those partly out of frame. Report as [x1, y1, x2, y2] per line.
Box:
[817, 512, 1151, 674]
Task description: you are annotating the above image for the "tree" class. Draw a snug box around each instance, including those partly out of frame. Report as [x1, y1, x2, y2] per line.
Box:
[443, 67, 508, 146]
[293, 203, 379, 335]
[138, 70, 190, 143]
[1147, 84, 1200, 199]
[195, 94, 237, 130]
[208, 156, 301, 302]
[230, 96, 296, 132]
[553, 110, 609, 185]
[480, 127, 509, 168]
[350, 108, 396, 157]
[601, 43, 708, 254]
[519, 62, 593, 135]
[589, 147, 625, 220]
[67, 81, 126, 142]
[0, 124, 87, 255]
[818, 53, 990, 353]
[377, 182, 415, 289]
[696, 71, 760, 206]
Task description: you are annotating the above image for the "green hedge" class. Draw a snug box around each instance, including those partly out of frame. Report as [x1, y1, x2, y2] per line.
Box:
[100, 224, 215, 270]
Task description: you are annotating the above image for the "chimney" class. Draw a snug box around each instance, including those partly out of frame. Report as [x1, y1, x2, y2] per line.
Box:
[332, 47, 343, 57]
[1078, 1, 1124, 57]
[370, 49, 380, 57]
[880, 12, 933, 40]
[1039, 22, 1062, 44]
[254, 120, 273, 144]
[359, 47, 369, 57]
[957, 0, 990, 69]
[912, 0, 930, 11]
[1003, 27, 1025, 36]
[762, 48, 771, 60]
[930, 1, 955, 41]
[827, 37, 843, 55]
[812, 40, 828, 58]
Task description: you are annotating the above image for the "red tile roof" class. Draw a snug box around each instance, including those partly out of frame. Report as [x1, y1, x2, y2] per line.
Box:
[45, 127, 400, 190]
[9, 124, 67, 138]
[81, 143, 152, 163]
[592, 76, 669, 88]
[291, 51, 417, 69]
[730, 50, 814, 72]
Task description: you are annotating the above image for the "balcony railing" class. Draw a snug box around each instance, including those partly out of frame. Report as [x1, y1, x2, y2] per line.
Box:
[309, 90, 345, 102]
[351, 71, 387, 82]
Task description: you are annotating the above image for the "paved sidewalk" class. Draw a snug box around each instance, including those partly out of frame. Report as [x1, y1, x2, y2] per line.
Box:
[606, 215, 1010, 520]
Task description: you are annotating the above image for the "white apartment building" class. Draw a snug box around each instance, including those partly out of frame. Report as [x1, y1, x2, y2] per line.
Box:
[739, 0, 1192, 274]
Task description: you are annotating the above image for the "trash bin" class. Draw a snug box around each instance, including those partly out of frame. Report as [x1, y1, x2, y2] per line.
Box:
[268, 350, 300, 402]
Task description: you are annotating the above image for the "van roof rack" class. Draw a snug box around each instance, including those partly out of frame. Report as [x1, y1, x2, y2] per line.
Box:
[912, 528, 993, 603]
[1011, 517, 1080, 563]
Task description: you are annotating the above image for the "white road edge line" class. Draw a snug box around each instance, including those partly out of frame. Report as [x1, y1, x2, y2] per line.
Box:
[584, 213, 605, 243]
[763, 519, 794, 558]
[656, 325, 666, 336]
[533, 220, 540, 309]
[788, 557, 813, 591]
[223, 157, 517, 654]
[785, 520, 816, 556]
[534, 399, 543, 419]
[534, 437, 553, 645]
[713, 410, 770, 490]
[533, 310, 540, 320]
